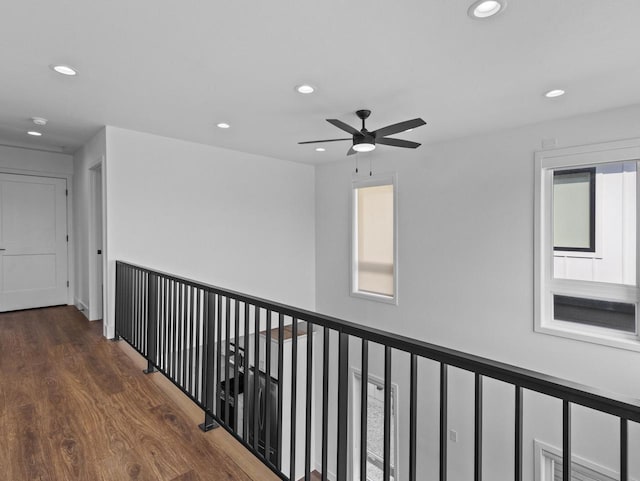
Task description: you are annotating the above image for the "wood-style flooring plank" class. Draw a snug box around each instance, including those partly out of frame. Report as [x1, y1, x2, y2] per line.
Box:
[0, 306, 278, 481]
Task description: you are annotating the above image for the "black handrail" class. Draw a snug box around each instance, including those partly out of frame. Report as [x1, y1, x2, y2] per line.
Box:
[115, 260, 638, 481]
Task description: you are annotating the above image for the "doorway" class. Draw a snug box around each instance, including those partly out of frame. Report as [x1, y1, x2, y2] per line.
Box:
[0, 173, 68, 311]
[88, 162, 104, 321]
[352, 371, 398, 481]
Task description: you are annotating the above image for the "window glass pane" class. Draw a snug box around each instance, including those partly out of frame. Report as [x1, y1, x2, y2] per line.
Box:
[357, 184, 394, 297]
[553, 162, 636, 286]
[553, 295, 636, 333]
[553, 169, 594, 251]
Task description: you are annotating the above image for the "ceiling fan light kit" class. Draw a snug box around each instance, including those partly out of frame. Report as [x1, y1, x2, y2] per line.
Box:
[299, 109, 426, 156]
[352, 140, 376, 153]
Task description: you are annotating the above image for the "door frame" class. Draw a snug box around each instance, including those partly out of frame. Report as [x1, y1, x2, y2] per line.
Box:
[0, 167, 74, 307]
[350, 368, 400, 481]
[88, 158, 106, 321]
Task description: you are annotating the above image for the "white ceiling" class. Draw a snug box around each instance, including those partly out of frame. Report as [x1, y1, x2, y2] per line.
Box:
[1, 0, 640, 163]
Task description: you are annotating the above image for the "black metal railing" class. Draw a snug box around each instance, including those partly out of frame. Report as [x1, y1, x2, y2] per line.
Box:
[115, 261, 640, 481]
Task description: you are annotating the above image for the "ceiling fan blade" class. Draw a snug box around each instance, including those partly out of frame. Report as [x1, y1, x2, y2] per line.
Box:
[373, 118, 426, 138]
[327, 119, 362, 136]
[298, 138, 351, 145]
[376, 137, 421, 149]
[347, 146, 357, 156]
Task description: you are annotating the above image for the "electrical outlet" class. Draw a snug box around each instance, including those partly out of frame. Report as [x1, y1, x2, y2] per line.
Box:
[449, 430, 458, 442]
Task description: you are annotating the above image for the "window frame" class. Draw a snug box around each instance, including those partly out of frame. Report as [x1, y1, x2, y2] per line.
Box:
[534, 440, 620, 481]
[553, 167, 596, 253]
[350, 173, 398, 305]
[534, 138, 640, 350]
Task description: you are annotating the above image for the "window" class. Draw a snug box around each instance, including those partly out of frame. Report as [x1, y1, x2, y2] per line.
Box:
[535, 440, 619, 481]
[535, 139, 639, 349]
[553, 168, 595, 252]
[352, 175, 397, 303]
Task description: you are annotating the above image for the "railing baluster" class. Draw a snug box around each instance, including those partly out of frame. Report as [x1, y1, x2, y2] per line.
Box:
[409, 353, 417, 481]
[336, 331, 349, 481]
[475, 373, 483, 481]
[160, 278, 165, 370]
[194, 288, 202, 403]
[225, 296, 231, 426]
[265, 310, 272, 464]
[620, 418, 628, 481]
[253, 307, 261, 452]
[440, 363, 448, 481]
[199, 290, 218, 432]
[234, 299, 240, 433]
[277, 312, 284, 471]
[215, 293, 222, 418]
[290, 318, 298, 481]
[172, 282, 177, 379]
[185, 286, 195, 394]
[114, 263, 119, 335]
[305, 321, 313, 480]
[126, 266, 131, 340]
[114, 263, 120, 338]
[133, 268, 137, 345]
[143, 273, 157, 374]
[243, 302, 250, 441]
[515, 386, 522, 481]
[383, 346, 391, 481]
[563, 400, 571, 481]
[166, 279, 171, 376]
[130, 269, 135, 345]
[138, 270, 143, 350]
[321, 327, 329, 481]
[179, 283, 186, 387]
[361, 340, 368, 481]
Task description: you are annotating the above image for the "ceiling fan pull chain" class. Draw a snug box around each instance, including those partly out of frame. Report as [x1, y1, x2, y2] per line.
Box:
[355, 155, 359, 173]
[369, 156, 372, 176]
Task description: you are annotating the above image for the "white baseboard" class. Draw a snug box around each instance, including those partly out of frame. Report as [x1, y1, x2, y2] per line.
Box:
[75, 298, 90, 319]
[314, 464, 337, 481]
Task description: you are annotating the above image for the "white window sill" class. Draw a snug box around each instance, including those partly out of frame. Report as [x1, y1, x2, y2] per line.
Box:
[535, 320, 640, 352]
[351, 290, 398, 306]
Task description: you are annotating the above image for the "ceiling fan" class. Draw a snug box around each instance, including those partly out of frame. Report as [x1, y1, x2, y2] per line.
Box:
[299, 109, 426, 156]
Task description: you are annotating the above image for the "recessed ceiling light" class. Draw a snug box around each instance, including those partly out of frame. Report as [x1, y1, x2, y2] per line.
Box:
[32, 117, 48, 126]
[295, 84, 315, 94]
[51, 64, 78, 76]
[315, 147, 326, 152]
[217, 123, 230, 129]
[27, 131, 43, 137]
[545, 89, 566, 98]
[468, 0, 506, 19]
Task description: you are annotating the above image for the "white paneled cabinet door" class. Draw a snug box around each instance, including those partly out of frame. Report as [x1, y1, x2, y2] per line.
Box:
[0, 173, 68, 312]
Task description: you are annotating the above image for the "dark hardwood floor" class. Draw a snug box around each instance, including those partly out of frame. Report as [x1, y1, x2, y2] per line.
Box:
[0, 306, 278, 481]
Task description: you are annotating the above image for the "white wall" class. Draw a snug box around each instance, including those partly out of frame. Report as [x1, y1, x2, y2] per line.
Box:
[0, 144, 73, 176]
[314, 104, 640, 481]
[102, 126, 316, 339]
[73, 129, 107, 317]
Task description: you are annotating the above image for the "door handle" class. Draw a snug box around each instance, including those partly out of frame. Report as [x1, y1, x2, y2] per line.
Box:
[0, 248, 5, 251]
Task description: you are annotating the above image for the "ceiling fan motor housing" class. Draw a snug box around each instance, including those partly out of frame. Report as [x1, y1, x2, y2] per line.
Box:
[353, 133, 375, 147]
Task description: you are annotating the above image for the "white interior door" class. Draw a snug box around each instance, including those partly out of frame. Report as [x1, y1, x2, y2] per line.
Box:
[0, 173, 68, 312]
